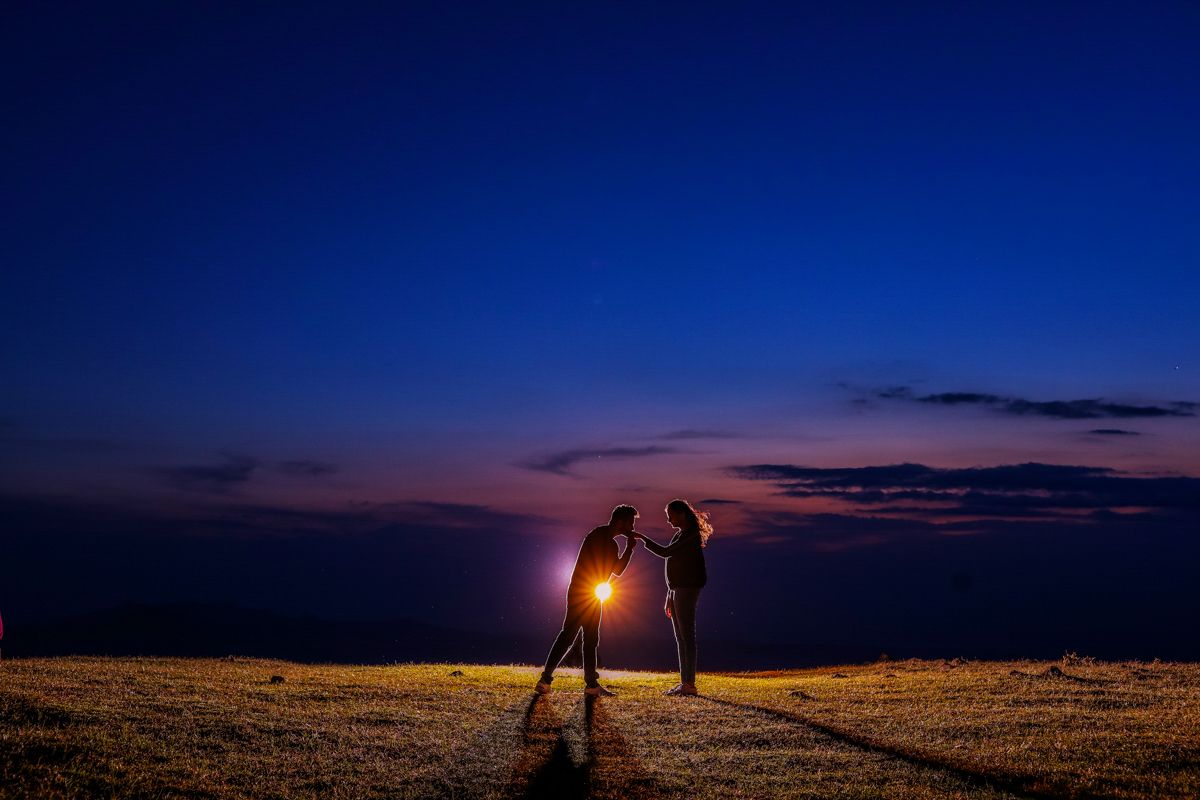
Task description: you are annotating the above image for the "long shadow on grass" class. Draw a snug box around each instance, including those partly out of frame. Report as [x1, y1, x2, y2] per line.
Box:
[507, 694, 662, 800]
[700, 696, 1102, 800]
[506, 694, 587, 799]
[584, 694, 661, 800]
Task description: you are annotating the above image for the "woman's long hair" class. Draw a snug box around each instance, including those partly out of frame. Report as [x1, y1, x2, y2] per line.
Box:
[667, 499, 713, 546]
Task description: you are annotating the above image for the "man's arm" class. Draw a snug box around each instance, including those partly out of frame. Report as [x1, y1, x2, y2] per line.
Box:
[610, 536, 638, 577]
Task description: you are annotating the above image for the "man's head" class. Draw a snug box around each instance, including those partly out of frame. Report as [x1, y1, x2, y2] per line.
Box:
[609, 504, 639, 535]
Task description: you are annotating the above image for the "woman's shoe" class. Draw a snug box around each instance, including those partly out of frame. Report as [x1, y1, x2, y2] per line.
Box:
[664, 684, 684, 695]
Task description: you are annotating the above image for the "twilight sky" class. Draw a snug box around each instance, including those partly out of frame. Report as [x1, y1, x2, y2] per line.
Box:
[3, 1, 1199, 661]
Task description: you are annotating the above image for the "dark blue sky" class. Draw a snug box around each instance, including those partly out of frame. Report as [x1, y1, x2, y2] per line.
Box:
[3, 1, 1199, 661]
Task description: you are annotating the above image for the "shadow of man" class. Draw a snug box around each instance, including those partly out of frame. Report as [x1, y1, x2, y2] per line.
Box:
[507, 694, 662, 800]
[507, 694, 587, 799]
[584, 694, 661, 800]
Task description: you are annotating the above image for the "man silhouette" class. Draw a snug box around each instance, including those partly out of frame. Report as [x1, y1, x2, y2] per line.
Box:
[535, 505, 639, 697]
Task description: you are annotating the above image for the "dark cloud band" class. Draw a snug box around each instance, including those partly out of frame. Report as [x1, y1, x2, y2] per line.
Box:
[730, 461, 1200, 517]
[875, 387, 1195, 419]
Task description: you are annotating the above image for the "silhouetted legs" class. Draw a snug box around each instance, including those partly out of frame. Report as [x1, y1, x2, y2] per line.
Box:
[541, 597, 603, 688]
[669, 587, 702, 684]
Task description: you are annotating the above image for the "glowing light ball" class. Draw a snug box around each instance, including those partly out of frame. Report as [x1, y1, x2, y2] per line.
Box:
[594, 582, 612, 601]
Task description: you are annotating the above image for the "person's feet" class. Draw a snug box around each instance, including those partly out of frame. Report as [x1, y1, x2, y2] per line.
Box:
[584, 685, 616, 697]
[666, 682, 698, 696]
[534, 681, 553, 695]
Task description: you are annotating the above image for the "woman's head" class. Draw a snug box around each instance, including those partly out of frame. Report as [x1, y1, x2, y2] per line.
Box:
[665, 499, 713, 546]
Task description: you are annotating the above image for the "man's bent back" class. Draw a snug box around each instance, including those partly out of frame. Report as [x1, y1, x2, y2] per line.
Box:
[536, 505, 639, 696]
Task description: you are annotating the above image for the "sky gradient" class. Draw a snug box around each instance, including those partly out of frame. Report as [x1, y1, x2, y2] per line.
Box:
[3, 1, 1199, 662]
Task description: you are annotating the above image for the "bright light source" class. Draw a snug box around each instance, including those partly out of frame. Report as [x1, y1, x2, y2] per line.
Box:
[594, 582, 612, 601]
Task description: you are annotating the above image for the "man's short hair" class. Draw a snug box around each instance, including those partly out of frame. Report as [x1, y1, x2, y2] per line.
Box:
[610, 504, 639, 523]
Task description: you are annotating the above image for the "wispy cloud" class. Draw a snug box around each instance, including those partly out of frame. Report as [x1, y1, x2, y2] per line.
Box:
[1089, 429, 1141, 436]
[157, 456, 341, 492]
[874, 387, 1195, 419]
[730, 461, 1200, 518]
[397, 501, 554, 531]
[0, 435, 129, 453]
[195, 499, 555, 536]
[741, 509, 939, 551]
[158, 456, 259, 493]
[0, 417, 132, 453]
[517, 446, 679, 476]
[273, 460, 339, 477]
[656, 429, 741, 440]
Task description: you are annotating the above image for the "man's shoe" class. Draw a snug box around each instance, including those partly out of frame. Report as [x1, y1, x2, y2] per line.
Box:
[584, 685, 616, 697]
[677, 682, 698, 696]
[534, 681, 553, 695]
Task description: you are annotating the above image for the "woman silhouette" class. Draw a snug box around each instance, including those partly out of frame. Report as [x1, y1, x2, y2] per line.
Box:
[633, 499, 711, 696]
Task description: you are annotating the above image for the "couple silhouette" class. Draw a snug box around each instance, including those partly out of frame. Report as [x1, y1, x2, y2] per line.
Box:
[535, 500, 712, 698]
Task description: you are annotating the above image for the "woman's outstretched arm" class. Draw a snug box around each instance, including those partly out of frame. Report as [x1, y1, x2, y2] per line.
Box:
[635, 529, 696, 558]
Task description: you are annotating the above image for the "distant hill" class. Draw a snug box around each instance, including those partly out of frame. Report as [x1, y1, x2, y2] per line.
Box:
[5, 603, 890, 670]
[6, 604, 545, 665]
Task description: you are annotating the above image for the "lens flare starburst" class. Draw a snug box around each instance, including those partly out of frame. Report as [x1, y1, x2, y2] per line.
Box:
[594, 582, 612, 601]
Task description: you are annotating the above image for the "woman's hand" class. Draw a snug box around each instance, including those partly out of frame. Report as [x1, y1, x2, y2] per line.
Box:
[664, 592, 673, 618]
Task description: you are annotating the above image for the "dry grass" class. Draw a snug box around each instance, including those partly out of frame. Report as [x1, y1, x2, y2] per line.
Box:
[0, 656, 1194, 798]
[0, 658, 521, 799]
[703, 658, 1200, 799]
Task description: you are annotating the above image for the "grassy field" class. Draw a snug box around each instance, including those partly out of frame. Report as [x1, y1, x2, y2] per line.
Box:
[1, 656, 1197, 799]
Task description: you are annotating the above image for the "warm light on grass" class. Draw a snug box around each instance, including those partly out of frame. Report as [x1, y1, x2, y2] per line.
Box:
[594, 582, 612, 601]
[2, 657, 1197, 798]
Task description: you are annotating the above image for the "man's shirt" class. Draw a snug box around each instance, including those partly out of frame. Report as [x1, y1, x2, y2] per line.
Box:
[567, 526, 632, 602]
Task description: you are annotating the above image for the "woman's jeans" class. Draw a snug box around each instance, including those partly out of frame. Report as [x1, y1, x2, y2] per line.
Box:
[668, 587, 702, 684]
